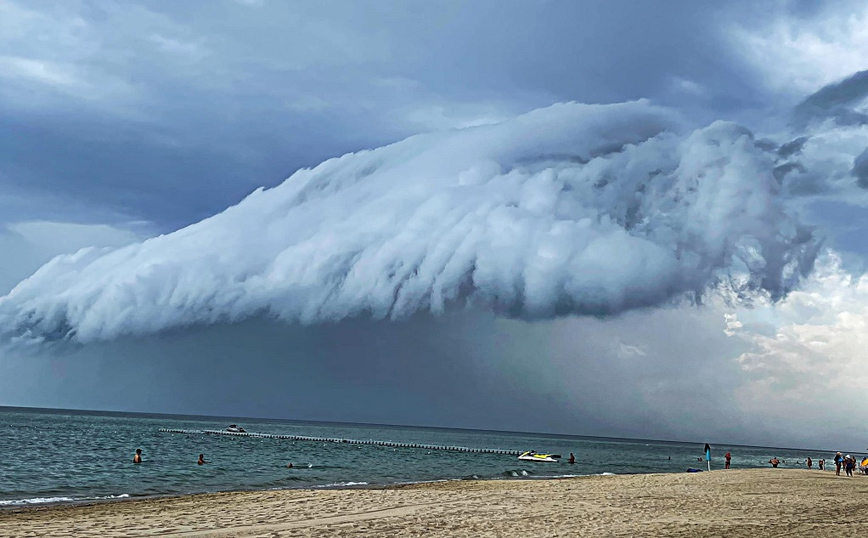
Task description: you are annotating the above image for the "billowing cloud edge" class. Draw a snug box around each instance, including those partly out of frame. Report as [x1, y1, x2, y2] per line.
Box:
[0, 100, 825, 344]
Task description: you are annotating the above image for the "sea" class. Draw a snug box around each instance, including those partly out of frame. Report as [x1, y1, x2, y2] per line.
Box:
[0, 406, 850, 507]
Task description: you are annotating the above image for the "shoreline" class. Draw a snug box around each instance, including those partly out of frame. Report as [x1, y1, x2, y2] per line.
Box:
[0, 466, 854, 511]
[2, 469, 866, 537]
[0, 471, 604, 511]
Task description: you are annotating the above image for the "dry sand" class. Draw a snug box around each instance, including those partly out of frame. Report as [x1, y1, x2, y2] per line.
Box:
[2, 469, 866, 537]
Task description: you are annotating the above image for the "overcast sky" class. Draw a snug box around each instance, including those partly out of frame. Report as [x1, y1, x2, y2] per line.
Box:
[2, 0, 868, 451]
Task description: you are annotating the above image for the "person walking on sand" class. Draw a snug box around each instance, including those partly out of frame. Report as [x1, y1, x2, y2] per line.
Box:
[834, 452, 843, 475]
[198, 454, 207, 465]
[806, 457, 812, 469]
[133, 448, 142, 464]
[725, 452, 731, 469]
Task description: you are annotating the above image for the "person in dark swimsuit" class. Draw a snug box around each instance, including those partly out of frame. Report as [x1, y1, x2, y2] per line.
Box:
[568, 453, 575, 464]
[133, 448, 142, 464]
[198, 454, 207, 465]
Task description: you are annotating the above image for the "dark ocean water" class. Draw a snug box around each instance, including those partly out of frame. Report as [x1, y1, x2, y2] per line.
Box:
[0, 407, 847, 506]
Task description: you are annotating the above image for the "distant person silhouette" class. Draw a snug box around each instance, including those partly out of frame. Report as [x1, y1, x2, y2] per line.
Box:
[725, 452, 731, 469]
[198, 454, 207, 465]
[568, 453, 575, 464]
[133, 448, 142, 464]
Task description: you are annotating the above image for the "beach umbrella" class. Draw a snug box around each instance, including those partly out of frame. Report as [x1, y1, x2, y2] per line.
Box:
[704, 444, 711, 472]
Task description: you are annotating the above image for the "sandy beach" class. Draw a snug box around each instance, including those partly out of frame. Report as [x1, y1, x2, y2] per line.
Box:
[2, 469, 866, 537]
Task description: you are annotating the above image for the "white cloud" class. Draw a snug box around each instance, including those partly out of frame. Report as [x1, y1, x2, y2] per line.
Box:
[0, 56, 84, 88]
[404, 104, 511, 131]
[726, 252, 868, 442]
[668, 76, 705, 97]
[733, 5, 868, 94]
[0, 0, 208, 114]
[0, 220, 142, 294]
[148, 34, 209, 62]
[0, 100, 819, 343]
[618, 343, 647, 358]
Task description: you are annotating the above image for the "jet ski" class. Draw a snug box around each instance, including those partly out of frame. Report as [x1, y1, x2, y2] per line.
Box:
[226, 424, 246, 433]
[518, 451, 561, 462]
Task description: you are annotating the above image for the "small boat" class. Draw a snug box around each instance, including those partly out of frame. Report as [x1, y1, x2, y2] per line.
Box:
[226, 424, 246, 433]
[518, 451, 561, 463]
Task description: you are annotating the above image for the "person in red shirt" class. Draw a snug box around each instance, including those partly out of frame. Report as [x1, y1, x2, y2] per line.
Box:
[724, 452, 731, 469]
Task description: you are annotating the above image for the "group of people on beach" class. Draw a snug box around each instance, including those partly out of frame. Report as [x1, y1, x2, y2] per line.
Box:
[832, 452, 861, 476]
[763, 452, 866, 476]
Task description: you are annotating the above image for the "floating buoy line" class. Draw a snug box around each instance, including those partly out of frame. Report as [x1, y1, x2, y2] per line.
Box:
[158, 428, 521, 456]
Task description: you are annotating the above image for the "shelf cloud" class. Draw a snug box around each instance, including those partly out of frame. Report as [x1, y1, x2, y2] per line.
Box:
[0, 100, 820, 344]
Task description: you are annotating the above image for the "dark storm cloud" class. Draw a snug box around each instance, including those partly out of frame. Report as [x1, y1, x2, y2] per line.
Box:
[0, 308, 752, 443]
[792, 70, 868, 128]
[3, 0, 868, 451]
[0, 0, 790, 230]
[0, 102, 822, 344]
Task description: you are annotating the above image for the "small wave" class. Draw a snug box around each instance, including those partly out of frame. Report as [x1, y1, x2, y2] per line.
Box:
[313, 481, 369, 488]
[503, 469, 532, 477]
[0, 494, 130, 507]
[0, 496, 75, 506]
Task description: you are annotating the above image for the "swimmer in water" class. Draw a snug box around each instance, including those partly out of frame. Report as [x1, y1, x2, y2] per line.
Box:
[133, 448, 142, 464]
[198, 454, 207, 465]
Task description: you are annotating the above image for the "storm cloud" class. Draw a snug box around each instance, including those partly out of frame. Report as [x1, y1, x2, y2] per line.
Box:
[0, 100, 820, 344]
[3, 0, 868, 450]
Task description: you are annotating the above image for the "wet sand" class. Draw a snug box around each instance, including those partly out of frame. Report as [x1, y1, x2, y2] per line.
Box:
[2, 469, 866, 537]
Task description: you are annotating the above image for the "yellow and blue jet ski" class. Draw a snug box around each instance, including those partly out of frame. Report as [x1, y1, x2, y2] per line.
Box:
[518, 451, 561, 462]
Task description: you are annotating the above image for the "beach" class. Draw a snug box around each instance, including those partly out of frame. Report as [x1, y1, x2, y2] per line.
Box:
[2, 469, 866, 537]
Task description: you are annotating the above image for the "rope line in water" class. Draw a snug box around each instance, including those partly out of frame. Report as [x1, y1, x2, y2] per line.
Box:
[157, 428, 521, 456]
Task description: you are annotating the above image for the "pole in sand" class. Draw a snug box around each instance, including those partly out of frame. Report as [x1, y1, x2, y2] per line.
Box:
[704, 443, 711, 472]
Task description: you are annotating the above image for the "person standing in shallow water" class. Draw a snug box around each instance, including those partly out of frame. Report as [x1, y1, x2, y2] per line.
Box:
[769, 457, 779, 468]
[568, 453, 575, 464]
[806, 457, 812, 469]
[724, 452, 731, 469]
[133, 448, 142, 464]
